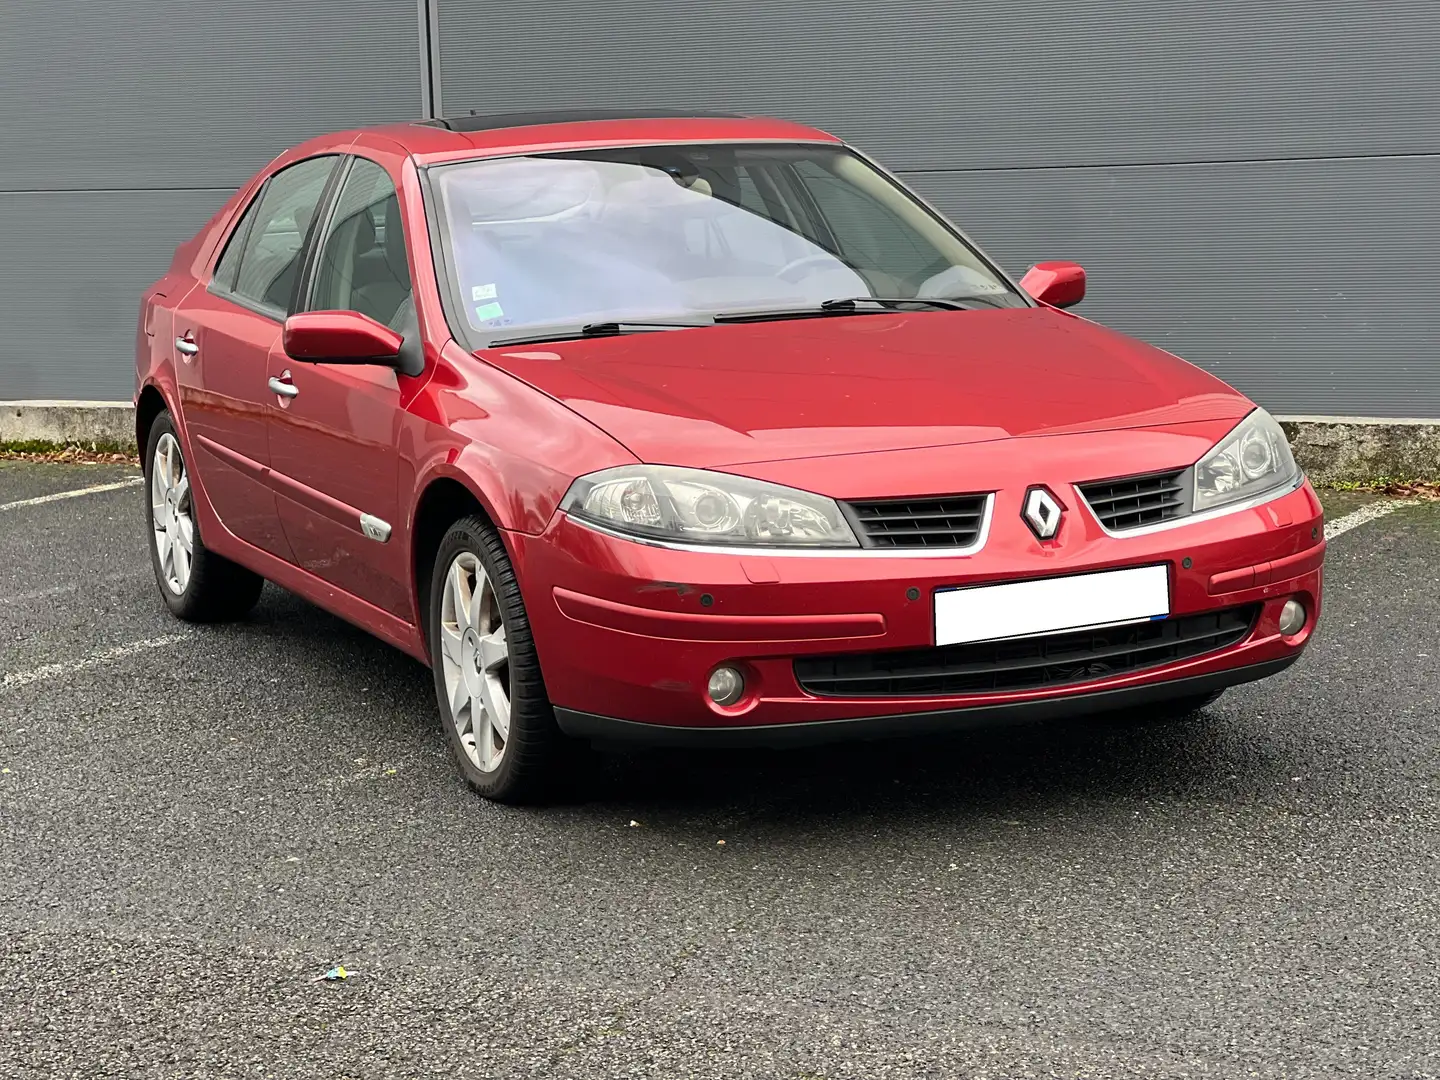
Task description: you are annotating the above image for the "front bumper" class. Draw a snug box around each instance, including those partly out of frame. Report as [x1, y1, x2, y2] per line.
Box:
[553, 656, 1299, 746]
[513, 477, 1324, 739]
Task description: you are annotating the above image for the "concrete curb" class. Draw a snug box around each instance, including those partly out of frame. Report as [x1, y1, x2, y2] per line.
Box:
[1, 401, 136, 450]
[3, 400, 1437, 484]
[1276, 416, 1440, 486]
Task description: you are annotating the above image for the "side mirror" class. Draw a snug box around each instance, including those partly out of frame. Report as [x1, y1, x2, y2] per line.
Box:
[283, 310, 404, 365]
[1018, 261, 1086, 309]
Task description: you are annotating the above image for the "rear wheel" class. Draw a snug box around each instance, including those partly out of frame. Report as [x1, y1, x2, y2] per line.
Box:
[144, 412, 264, 621]
[428, 514, 567, 803]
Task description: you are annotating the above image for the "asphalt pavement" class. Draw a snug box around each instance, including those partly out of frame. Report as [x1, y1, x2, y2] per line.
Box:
[1, 460, 1437, 1079]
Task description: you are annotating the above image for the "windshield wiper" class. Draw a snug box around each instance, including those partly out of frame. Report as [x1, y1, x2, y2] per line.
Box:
[489, 299, 970, 345]
[822, 296, 971, 311]
[714, 296, 971, 324]
[488, 319, 712, 348]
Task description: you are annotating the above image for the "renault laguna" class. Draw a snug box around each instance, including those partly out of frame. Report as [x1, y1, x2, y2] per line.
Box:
[134, 108, 1324, 802]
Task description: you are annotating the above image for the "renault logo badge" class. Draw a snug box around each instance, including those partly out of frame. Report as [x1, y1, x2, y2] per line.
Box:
[1022, 486, 1063, 540]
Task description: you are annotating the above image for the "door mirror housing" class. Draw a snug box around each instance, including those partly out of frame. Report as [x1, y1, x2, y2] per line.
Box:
[1018, 261, 1086, 309]
[283, 311, 404, 365]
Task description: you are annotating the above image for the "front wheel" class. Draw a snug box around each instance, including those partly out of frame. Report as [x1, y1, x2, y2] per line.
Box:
[428, 515, 567, 803]
[144, 411, 264, 622]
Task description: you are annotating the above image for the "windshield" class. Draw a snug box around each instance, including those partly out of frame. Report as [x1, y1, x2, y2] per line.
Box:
[428, 143, 1024, 343]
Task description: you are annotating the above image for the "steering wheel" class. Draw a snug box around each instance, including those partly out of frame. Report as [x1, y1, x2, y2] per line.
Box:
[774, 253, 841, 283]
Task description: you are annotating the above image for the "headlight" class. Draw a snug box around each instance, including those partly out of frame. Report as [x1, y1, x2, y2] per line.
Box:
[561, 465, 859, 548]
[1194, 408, 1299, 513]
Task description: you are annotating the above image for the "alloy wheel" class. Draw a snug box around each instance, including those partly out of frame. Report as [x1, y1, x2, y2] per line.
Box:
[439, 551, 511, 772]
[151, 432, 194, 595]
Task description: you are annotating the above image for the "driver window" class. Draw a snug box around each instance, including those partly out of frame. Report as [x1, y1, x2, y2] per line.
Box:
[310, 159, 413, 329]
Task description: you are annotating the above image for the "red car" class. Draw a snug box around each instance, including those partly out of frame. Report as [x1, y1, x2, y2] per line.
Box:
[135, 108, 1324, 802]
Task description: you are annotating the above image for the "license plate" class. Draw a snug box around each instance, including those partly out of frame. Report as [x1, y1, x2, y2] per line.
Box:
[934, 564, 1170, 646]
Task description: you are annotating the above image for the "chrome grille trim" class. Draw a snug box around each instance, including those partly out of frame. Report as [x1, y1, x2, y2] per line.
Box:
[845, 492, 993, 550]
[1076, 468, 1191, 532]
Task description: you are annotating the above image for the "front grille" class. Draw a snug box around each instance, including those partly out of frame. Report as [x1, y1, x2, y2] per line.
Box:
[1078, 469, 1189, 532]
[794, 605, 1257, 698]
[846, 494, 989, 549]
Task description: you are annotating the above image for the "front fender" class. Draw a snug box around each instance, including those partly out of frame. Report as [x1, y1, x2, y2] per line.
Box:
[405, 341, 637, 536]
[399, 342, 637, 634]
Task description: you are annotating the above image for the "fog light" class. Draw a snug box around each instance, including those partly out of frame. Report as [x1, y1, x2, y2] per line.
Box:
[1279, 599, 1307, 636]
[707, 666, 745, 706]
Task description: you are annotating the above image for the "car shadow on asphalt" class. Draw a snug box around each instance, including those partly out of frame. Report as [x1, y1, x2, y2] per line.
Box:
[583, 709, 1287, 822]
[222, 583, 1296, 829]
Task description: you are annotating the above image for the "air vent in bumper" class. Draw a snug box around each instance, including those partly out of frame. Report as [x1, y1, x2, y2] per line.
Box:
[793, 605, 1257, 698]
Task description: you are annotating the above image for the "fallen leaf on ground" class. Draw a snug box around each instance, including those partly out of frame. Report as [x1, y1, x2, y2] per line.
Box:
[0, 446, 138, 465]
[1377, 480, 1440, 499]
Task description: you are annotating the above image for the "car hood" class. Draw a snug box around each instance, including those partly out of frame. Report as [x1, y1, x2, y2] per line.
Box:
[478, 307, 1253, 468]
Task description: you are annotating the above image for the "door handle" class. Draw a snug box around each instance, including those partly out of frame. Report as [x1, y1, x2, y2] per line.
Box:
[268, 375, 299, 399]
[175, 336, 199, 356]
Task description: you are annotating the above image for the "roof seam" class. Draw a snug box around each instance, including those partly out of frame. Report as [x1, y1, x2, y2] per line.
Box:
[417, 107, 752, 134]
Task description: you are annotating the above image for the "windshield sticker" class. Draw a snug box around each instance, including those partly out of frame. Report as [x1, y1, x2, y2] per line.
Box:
[471, 283, 498, 301]
[474, 301, 505, 322]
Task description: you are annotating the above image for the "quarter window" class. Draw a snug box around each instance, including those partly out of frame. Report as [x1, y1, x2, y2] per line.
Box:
[226, 156, 338, 315]
[309, 158, 413, 329]
[212, 197, 260, 293]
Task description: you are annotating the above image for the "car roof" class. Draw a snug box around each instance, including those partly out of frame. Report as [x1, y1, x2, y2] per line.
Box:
[341, 107, 844, 165]
[416, 107, 751, 133]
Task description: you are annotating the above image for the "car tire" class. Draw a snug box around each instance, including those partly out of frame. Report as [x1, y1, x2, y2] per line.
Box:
[1094, 688, 1226, 728]
[144, 411, 265, 622]
[428, 514, 568, 803]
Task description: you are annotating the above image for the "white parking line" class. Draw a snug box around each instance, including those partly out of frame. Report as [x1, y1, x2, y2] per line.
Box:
[1324, 499, 1403, 540]
[0, 584, 79, 607]
[0, 476, 143, 513]
[0, 574, 149, 608]
[1, 634, 186, 692]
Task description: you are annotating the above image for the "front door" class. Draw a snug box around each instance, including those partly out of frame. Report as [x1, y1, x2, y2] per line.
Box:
[266, 157, 413, 619]
[174, 155, 339, 560]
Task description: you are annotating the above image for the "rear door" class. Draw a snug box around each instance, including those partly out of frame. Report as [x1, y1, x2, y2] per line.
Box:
[264, 155, 414, 618]
[173, 156, 340, 559]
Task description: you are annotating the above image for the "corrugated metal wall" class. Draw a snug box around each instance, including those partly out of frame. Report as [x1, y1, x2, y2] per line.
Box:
[0, 0, 421, 402]
[3, 0, 1437, 417]
[436, 0, 1440, 419]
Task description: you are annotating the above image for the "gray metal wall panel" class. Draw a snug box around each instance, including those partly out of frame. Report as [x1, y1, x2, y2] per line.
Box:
[0, 0, 422, 192]
[909, 155, 1440, 418]
[432, 0, 1440, 418]
[0, 0, 423, 400]
[435, 0, 1439, 172]
[0, 191, 226, 401]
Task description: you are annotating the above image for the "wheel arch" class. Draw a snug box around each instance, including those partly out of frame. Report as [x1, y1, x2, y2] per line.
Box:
[409, 468, 505, 653]
[134, 382, 171, 457]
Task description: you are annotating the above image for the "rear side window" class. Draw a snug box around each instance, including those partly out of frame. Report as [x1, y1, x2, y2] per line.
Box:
[222, 157, 338, 315]
[212, 198, 260, 293]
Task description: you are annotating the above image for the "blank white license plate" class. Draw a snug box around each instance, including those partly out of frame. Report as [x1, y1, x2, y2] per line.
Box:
[934, 564, 1170, 646]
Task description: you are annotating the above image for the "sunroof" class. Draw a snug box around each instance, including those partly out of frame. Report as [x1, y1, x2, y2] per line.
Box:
[418, 107, 749, 133]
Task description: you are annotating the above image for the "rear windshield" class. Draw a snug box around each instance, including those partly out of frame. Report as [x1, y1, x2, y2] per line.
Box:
[428, 142, 1022, 342]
